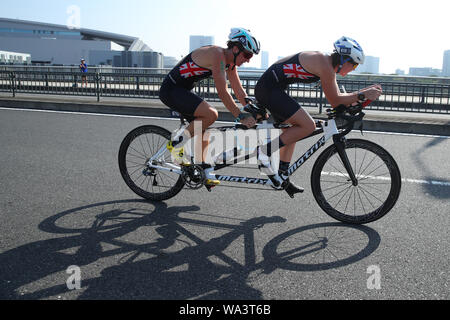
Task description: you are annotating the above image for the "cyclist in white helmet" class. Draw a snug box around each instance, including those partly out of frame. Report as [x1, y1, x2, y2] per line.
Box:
[254, 36, 382, 192]
[159, 28, 260, 185]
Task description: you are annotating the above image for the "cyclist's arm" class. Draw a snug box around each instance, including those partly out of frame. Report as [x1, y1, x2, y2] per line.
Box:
[226, 67, 248, 107]
[319, 67, 360, 108]
[314, 55, 382, 107]
[211, 54, 241, 118]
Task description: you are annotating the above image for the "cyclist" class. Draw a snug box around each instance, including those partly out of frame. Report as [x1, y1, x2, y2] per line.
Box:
[159, 27, 260, 186]
[254, 36, 383, 191]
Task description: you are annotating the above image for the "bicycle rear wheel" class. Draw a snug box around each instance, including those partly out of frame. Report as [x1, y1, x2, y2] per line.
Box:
[311, 139, 401, 224]
[118, 125, 185, 201]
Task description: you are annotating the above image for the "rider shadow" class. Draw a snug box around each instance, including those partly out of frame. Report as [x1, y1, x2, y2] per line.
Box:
[0, 199, 381, 300]
[80, 216, 283, 300]
[0, 200, 198, 299]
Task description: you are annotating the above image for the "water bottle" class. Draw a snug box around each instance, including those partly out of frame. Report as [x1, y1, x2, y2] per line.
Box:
[214, 146, 243, 164]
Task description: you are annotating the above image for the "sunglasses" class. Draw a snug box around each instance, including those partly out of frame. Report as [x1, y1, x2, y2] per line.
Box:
[242, 51, 253, 60]
[351, 62, 359, 70]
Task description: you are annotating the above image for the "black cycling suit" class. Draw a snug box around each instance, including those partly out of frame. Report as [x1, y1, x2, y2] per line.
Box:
[159, 50, 213, 121]
[255, 53, 320, 122]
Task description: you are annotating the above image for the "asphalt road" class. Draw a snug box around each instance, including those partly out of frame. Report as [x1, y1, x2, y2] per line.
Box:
[0, 107, 449, 300]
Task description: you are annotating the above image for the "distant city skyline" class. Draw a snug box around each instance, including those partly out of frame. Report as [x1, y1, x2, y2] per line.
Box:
[354, 56, 380, 75]
[189, 35, 214, 52]
[443, 50, 450, 76]
[1, 0, 449, 74]
[261, 51, 269, 70]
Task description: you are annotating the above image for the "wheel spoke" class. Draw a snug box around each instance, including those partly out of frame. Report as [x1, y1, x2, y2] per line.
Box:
[118, 126, 185, 201]
[312, 139, 401, 224]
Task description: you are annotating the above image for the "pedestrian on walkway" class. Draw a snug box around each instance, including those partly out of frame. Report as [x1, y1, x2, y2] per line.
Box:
[79, 59, 88, 88]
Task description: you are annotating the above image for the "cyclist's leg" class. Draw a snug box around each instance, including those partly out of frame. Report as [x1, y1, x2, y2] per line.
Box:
[189, 100, 218, 163]
[188, 102, 220, 186]
[160, 79, 216, 163]
[255, 81, 288, 159]
[257, 88, 311, 193]
[259, 87, 316, 162]
[159, 80, 219, 186]
[279, 108, 316, 163]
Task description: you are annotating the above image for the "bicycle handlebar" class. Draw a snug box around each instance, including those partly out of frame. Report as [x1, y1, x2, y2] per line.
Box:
[331, 100, 373, 123]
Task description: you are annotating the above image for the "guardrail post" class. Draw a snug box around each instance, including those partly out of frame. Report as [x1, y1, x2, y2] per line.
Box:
[10, 72, 16, 97]
[96, 72, 101, 102]
[136, 76, 140, 91]
[73, 74, 78, 88]
[421, 86, 426, 104]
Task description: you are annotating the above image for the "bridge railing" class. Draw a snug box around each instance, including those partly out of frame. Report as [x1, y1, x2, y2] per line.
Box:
[0, 66, 448, 113]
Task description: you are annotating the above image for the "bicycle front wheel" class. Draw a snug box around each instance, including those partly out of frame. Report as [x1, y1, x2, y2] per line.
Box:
[311, 139, 401, 224]
[118, 125, 185, 201]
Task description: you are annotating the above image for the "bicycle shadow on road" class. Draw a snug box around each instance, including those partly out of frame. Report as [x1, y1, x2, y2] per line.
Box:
[413, 137, 450, 199]
[0, 199, 380, 300]
[260, 222, 381, 273]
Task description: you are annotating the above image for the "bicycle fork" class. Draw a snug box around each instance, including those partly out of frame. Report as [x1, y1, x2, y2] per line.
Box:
[332, 135, 358, 186]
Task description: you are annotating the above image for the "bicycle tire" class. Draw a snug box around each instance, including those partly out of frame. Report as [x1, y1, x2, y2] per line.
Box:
[118, 125, 185, 201]
[311, 139, 401, 224]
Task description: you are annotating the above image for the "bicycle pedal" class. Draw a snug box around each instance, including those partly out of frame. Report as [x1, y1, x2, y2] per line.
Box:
[205, 179, 220, 186]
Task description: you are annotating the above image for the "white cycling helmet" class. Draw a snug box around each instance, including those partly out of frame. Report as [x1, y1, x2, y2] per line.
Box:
[228, 28, 260, 55]
[334, 36, 365, 64]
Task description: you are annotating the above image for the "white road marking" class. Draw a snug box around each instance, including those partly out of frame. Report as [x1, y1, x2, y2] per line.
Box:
[1, 106, 449, 187]
[322, 172, 450, 187]
[1, 106, 450, 139]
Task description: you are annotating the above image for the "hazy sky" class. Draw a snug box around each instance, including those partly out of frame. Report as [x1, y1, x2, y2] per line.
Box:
[1, 0, 449, 73]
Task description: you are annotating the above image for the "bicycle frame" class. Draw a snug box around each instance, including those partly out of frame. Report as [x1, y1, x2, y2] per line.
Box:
[146, 117, 344, 189]
[120, 99, 400, 224]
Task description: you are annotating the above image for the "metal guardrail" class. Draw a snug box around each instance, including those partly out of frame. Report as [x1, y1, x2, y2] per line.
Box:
[0, 66, 449, 114]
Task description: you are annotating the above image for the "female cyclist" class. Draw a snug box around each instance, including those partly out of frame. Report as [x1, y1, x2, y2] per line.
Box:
[159, 28, 260, 185]
[254, 36, 383, 191]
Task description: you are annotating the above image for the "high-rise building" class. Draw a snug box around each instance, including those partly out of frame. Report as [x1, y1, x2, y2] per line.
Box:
[163, 56, 179, 68]
[443, 50, 450, 77]
[355, 56, 379, 74]
[261, 51, 269, 69]
[189, 35, 214, 52]
[409, 67, 441, 77]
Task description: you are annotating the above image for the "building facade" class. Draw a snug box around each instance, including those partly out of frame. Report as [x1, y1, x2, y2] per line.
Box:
[355, 56, 380, 74]
[0, 18, 162, 68]
[409, 67, 442, 77]
[0, 50, 31, 65]
[261, 51, 269, 69]
[443, 50, 450, 77]
[189, 35, 214, 52]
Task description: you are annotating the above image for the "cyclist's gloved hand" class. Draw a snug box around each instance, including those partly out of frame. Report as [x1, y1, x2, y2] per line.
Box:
[243, 102, 269, 121]
[236, 112, 256, 128]
[359, 84, 383, 102]
[244, 97, 256, 105]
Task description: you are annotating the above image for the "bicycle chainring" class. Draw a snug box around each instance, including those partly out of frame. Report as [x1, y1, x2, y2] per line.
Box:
[181, 164, 206, 190]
